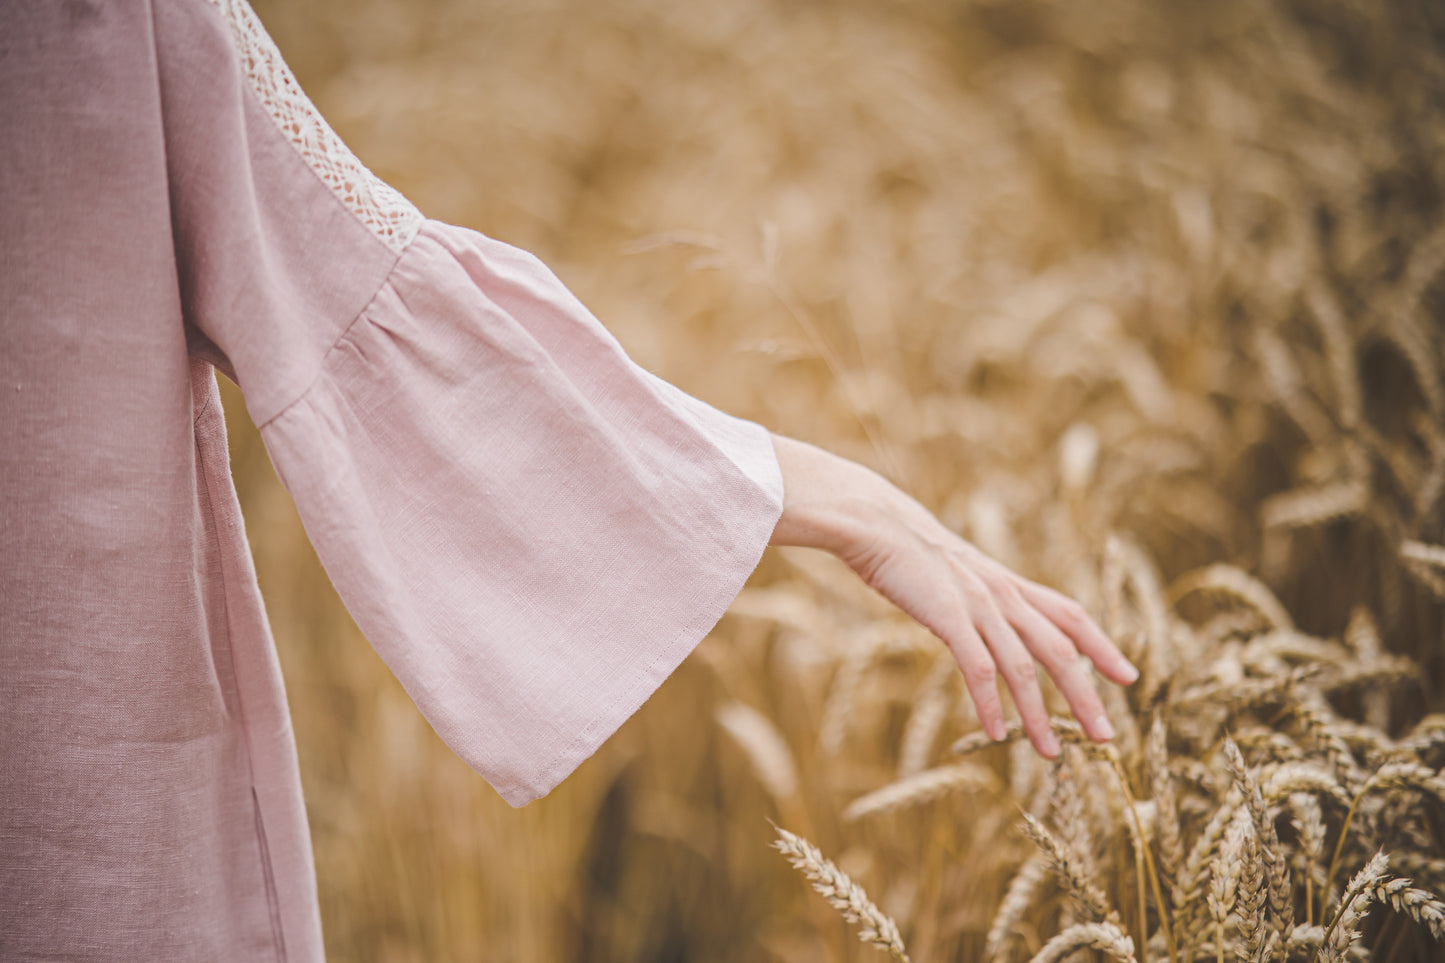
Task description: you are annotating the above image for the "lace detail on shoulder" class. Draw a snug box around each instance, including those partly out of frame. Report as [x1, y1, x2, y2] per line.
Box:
[204, 0, 423, 253]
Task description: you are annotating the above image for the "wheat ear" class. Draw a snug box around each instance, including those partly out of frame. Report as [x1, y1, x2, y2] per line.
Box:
[1391, 853, 1445, 891]
[1365, 875, 1445, 940]
[1025, 922, 1137, 963]
[1288, 792, 1327, 925]
[1147, 716, 1185, 882]
[1167, 564, 1293, 631]
[897, 655, 955, 777]
[1236, 822, 1269, 963]
[819, 646, 870, 757]
[1208, 812, 1249, 963]
[1289, 698, 1363, 791]
[716, 703, 798, 800]
[1019, 811, 1116, 924]
[844, 762, 998, 822]
[1322, 762, 1445, 908]
[1315, 851, 1390, 963]
[772, 824, 910, 961]
[1223, 739, 1293, 932]
[1173, 790, 1243, 952]
[986, 851, 1050, 962]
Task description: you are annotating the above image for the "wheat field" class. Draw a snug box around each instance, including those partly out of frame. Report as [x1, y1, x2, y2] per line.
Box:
[224, 0, 1445, 959]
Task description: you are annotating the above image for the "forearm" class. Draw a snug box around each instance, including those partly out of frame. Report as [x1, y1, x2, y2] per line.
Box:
[768, 434, 879, 553]
[767, 433, 934, 554]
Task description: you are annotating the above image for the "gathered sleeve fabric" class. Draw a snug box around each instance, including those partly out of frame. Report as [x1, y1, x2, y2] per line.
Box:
[158, 0, 783, 805]
[264, 225, 784, 805]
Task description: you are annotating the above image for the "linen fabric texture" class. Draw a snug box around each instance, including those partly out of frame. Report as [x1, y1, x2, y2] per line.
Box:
[0, 0, 784, 958]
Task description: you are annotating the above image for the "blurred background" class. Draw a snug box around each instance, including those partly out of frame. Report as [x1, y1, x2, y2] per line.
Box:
[224, 0, 1445, 959]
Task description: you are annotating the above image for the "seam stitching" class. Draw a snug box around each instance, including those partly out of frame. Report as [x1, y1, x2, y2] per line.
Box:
[201, 0, 423, 253]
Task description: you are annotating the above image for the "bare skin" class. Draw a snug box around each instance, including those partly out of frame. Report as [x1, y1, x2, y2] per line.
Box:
[767, 433, 1139, 758]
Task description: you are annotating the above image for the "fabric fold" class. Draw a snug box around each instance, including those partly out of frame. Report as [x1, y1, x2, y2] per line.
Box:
[261, 220, 784, 805]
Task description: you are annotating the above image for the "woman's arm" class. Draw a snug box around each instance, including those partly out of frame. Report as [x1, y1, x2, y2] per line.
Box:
[767, 433, 1138, 758]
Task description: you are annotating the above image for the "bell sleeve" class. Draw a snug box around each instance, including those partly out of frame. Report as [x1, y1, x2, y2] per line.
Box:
[158, 0, 783, 805]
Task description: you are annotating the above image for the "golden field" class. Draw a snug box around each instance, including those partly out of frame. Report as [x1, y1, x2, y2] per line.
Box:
[223, 0, 1445, 959]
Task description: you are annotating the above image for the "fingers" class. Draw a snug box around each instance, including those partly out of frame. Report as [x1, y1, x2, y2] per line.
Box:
[939, 549, 1133, 752]
[1016, 579, 1139, 686]
[919, 554, 1129, 756]
[958, 573, 1062, 757]
[995, 584, 1114, 743]
[780, 452, 1137, 757]
[944, 620, 1008, 743]
[874, 539, 1014, 743]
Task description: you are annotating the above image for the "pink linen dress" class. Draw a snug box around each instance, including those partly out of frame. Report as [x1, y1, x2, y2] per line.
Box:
[0, 0, 784, 958]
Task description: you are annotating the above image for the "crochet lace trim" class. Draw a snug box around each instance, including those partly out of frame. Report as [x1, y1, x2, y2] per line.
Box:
[204, 0, 423, 253]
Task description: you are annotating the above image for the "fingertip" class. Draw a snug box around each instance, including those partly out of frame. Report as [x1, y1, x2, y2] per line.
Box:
[1023, 719, 1061, 758]
[1096, 656, 1139, 685]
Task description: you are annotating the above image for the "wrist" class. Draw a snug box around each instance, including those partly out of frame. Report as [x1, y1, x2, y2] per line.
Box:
[767, 434, 904, 556]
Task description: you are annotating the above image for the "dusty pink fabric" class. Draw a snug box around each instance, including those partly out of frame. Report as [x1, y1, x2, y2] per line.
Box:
[0, 1, 783, 959]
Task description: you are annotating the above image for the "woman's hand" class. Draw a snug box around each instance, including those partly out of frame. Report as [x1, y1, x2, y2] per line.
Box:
[767, 434, 1138, 758]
